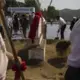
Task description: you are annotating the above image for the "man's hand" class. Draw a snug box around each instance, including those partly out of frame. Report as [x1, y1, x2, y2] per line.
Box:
[6, 51, 22, 64]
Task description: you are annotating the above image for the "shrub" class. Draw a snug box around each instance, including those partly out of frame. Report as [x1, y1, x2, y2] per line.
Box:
[56, 40, 71, 57]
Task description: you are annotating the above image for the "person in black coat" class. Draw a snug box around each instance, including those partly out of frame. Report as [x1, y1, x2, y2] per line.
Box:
[70, 17, 78, 31]
[20, 15, 29, 38]
[13, 14, 19, 34]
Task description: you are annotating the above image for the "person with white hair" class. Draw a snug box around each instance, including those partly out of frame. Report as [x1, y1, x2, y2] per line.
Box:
[70, 17, 78, 31]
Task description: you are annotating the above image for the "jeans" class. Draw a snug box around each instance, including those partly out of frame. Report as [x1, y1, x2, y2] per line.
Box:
[60, 24, 66, 39]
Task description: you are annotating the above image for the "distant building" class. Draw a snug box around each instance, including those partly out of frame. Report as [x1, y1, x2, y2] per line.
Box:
[8, 7, 35, 14]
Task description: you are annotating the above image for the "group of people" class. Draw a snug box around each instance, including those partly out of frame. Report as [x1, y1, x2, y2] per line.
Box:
[6, 11, 46, 44]
[56, 16, 78, 40]
[6, 13, 29, 38]
[0, 0, 80, 80]
[0, 0, 46, 79]
[0, 0, 24, 79]
[56, 16, 80, 80]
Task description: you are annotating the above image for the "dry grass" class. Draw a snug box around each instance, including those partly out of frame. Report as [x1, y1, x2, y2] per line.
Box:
[6, 40, 69, 80]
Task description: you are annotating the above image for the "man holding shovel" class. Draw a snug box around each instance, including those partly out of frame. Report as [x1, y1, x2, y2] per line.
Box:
[56, 16, 66, 39]
[0, 0, 26, 80]
[0, 1, 15, 79]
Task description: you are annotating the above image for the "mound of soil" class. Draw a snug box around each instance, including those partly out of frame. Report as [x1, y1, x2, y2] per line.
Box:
[48, 58, 66, 68]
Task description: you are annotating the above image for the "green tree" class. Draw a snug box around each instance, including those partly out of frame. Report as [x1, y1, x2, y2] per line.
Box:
[5, 0, 25, 15]
[25, 0, 41, 11]
[47, 6, 59, 21]
[5, 0, 17, 7]
[5, 0, 18, 15]
[17, 2, 25, 7]
[5, 0, 25, 7]
[55, 10, 59, 18]
[42, 8, 47, 19]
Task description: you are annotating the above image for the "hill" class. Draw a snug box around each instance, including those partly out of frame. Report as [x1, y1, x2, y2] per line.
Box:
[59, 9, 80, 21]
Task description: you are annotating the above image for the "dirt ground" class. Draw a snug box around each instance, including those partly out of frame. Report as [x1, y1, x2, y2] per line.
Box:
[6, 40, 68, 80]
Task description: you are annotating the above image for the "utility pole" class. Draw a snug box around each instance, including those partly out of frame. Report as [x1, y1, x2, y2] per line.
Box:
[49, 0, 53, 6]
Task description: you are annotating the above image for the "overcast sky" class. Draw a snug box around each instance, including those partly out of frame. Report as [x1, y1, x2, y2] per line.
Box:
[17, 0, 80, 10]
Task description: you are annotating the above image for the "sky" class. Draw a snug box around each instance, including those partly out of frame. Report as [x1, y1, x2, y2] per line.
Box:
[17, 0, 80, 10]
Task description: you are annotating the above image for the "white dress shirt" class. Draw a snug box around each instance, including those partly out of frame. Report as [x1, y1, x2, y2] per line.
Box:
[67, 19, 80, 68]
[58, 17, 66, 30]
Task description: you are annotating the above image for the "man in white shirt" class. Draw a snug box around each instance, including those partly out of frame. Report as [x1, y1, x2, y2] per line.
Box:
[56, 16, 66, 39]
[6, 15, 13, 36]
[0, 0, 21, 79]
[65, 19, 80, 80]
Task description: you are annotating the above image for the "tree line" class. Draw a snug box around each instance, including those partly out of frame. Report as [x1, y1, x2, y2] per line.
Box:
[5, 0, 59, 21]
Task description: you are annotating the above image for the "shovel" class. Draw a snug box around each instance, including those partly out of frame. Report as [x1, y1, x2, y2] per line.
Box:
[54, 31, 59, 40]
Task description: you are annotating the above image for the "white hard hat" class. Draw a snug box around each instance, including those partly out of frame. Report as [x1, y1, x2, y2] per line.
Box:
[73, 17, 77, 19]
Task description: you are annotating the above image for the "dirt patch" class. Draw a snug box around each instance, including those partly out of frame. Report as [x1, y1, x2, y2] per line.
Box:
[48, 58, 66, 68]
[7, 40, 67, 80]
